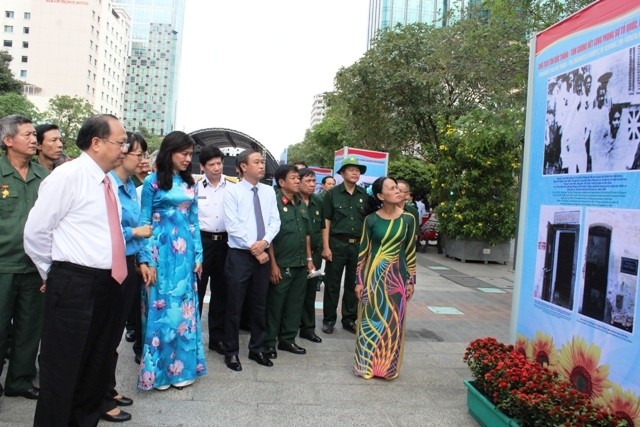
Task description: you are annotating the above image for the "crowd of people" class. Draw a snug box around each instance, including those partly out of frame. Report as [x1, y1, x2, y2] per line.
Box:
[0, 113, 419, 426]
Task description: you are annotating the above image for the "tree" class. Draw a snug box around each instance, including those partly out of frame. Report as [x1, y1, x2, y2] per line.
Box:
[0, 51, 22, 94]
[136, 126, 163, 154]
[0, 92, 40, 119]
[43, 95, 95, 156]
[388, 156, 432, 200]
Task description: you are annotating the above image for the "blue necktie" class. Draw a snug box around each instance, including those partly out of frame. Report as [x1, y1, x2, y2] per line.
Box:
[252, 186, 266, 240]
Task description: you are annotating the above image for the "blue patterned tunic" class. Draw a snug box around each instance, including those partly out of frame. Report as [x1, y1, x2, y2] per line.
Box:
[137, 172, 206, 390]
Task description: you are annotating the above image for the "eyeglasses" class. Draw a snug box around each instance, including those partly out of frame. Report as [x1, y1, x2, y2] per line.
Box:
[127, 152, 148, 160]
[101, 138, 130, 153]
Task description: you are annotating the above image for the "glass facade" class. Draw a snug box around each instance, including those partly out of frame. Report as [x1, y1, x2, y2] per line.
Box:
[368, 0, 472, 48]
[114, 0, 185, 136]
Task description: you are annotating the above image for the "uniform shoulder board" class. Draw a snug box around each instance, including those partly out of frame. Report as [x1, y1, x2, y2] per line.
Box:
[194, 174, 204, 183]
[224, 176, 239, 184]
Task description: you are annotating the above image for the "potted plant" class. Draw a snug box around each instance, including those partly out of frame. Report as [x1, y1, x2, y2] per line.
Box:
[428, 109, 521, 263]
[463, 336, 638, 427]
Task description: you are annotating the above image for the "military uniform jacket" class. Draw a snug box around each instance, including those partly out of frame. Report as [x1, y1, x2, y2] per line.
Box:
[272, 189, 310, 268]
[307, 193, 324, 251]
[323, 182, 367, 238]
[0, 156, 48, 273]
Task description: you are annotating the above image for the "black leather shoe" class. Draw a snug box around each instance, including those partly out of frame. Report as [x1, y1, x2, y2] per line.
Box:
[300, 331, 322, 343]
[134, 355, 141, 365]
[5, 386, 39, 400]
[264, 346, 277, 359]
[208, 341, 225, 355]
[321, 322, 334, 334]
[113, 395, 133, 406]
[277, 341, 306, 355]
[343, 321, 357, 334]
[248, 351, 273, 367]
[101, 409, 132, 423]
[225, 355, 242, 371]
[125, 330, 136, 343]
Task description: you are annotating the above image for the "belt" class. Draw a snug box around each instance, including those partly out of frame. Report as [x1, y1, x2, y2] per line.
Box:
[201, 231, 228, 241]
[52, 261, 111, 277]
[333, 235, 359, 244]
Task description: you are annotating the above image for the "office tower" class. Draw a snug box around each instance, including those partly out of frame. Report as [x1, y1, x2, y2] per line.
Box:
[114, 0, 185, 136]
[367, 0, 473, 48]
[310, 94, 326, 128]
[2, 0, 130, 116]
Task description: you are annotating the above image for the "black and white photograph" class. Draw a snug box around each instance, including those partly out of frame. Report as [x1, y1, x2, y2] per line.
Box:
[544, 46, 640, 174]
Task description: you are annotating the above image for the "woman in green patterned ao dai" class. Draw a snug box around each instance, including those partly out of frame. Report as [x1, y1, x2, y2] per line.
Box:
[354, 177, 417, 380]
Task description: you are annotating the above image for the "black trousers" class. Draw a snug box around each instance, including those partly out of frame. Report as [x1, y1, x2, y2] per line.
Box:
[223, 249, 268, 355]
[197, 232, 229, 343]
[34, 262, 119, 427]
[102, 256, 138, 414]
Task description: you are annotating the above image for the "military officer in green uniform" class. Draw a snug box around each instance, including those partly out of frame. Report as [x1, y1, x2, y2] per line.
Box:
[265, 165, 314, 358]
[0, 115, 48, 400]
[297, 168, 324, 343]
[321, 157, 367, 334]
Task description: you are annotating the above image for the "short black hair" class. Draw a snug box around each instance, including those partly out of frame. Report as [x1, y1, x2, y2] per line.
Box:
[274, 164, 299, 188]
[199, 144, 224, 166]
[126, 131, 147, 153]
[298, 168, 315, 180]
[76, 114, 119, 151]
[321, 175, 335, 185]
[35, 123, 59, 145]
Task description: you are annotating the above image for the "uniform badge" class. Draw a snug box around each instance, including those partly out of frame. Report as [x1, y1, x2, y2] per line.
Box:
[1, 185, 9, 199]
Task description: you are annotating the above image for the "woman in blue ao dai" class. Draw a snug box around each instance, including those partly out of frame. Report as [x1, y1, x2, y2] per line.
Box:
[137, 131, 207, 390]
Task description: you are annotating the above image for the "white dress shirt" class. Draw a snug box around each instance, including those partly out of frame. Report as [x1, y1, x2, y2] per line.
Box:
[24, 152, 124, 280]
[224, 179, 280, 250]
[196, 174, 229, 233]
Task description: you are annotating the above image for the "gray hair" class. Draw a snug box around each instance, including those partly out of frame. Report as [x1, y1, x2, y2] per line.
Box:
[0, 115, 33, 152]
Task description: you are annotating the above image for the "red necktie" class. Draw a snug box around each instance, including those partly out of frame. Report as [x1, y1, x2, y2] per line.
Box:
[104, 177, 127, 284]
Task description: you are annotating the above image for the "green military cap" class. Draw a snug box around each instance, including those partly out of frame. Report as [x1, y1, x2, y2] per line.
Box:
[338, 157, 367, 174]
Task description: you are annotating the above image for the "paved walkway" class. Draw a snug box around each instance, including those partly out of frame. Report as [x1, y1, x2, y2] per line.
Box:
[0, 248, 514, 426]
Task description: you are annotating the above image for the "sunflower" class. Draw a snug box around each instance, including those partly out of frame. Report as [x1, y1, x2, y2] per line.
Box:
[528, 331, 559, 369]
[557, 336, 611, 398]
[514, 334, 528, 358]
[597, 385, 640, 427]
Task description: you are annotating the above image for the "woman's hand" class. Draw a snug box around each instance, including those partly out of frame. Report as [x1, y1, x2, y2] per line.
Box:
[133, 224, 153, 238]
[139, 264, 156, 287]
[355, 284, 364, 301]
[194, 263, 202, 279]
[406, 284, 415, 301]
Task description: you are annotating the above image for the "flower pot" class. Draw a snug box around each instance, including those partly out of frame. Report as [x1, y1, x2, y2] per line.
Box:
[442, 235, 511, 264]
[464, 379, 520, 427]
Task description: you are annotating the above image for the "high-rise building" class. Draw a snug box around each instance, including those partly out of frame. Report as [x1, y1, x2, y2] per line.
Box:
[1, 0, 130, 116]
[310, 94, 326, 129]
[367, 0, 473, 48]
[114, 0, 185, 136]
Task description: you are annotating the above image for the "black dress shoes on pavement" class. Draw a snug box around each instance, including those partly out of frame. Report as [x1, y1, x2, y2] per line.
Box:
[277, 342, 306, 355]
[124, 330, 136, 343]
[101, 409, 132, 423]
[5, 386, 39, 400]
[248, 351, 273, 367]
[299, 331, 322, 343]
[225, 355, 242, 371]
[208, 341, 225, 355]
[343, 321, 357, 334]
[321, 322, 334, 334]
[113, 395, 133, 406]
[264, 346, 277, 359]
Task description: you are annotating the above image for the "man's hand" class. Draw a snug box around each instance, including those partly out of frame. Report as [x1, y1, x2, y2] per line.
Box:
[249, 240, 268, 256]
[39, 281, 46, 293]
[270, 262, 282, 284]
[256, 252, 269, 265]
[322, 247, 332, 262]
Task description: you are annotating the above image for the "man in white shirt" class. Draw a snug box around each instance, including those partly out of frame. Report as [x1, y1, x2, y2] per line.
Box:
[24, 114, 130, 427]
[222, 149, 280, 371]
[196, 144, 236, 354]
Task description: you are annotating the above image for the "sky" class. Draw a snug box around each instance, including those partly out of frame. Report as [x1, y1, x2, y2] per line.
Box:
[175, 0, 370, 160]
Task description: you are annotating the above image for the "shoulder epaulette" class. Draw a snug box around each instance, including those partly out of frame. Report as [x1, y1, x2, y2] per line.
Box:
[224, 176, 239, 183]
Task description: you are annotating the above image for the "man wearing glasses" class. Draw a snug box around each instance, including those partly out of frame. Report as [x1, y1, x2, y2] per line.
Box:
[24, 114, 129, 427]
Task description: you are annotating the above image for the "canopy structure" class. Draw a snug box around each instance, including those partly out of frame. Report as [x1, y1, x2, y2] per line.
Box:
[188, 127, 279, 180]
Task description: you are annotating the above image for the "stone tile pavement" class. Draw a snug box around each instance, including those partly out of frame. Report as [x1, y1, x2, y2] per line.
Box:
[0, 247, 515, 426]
